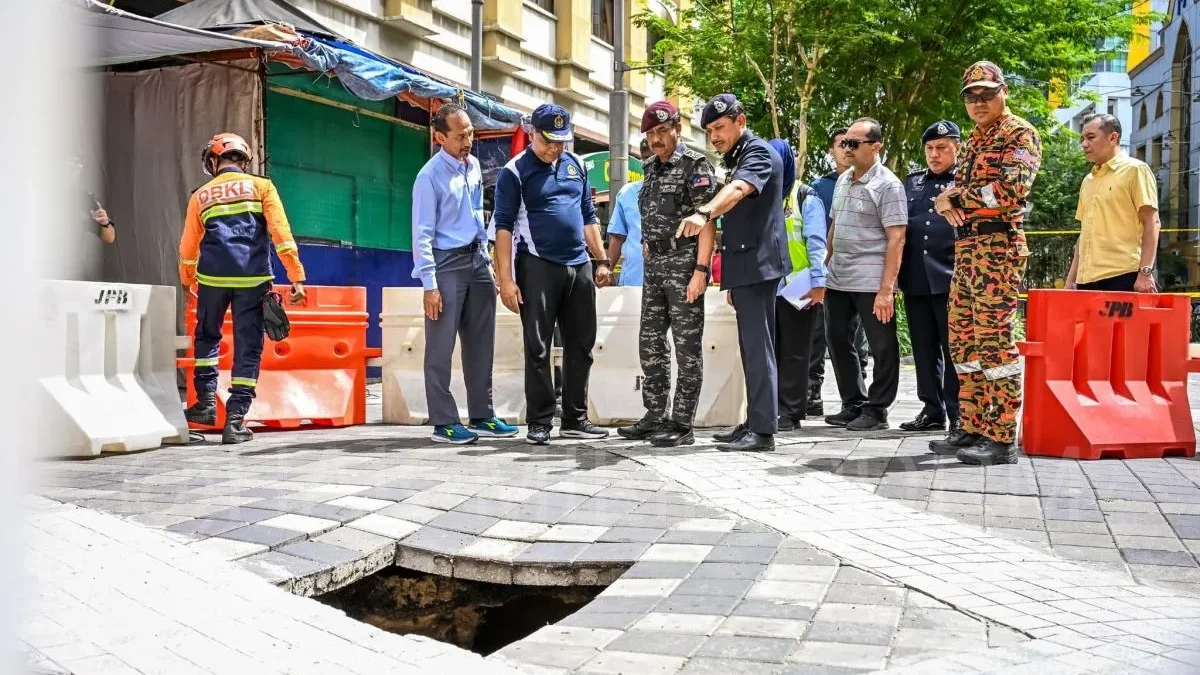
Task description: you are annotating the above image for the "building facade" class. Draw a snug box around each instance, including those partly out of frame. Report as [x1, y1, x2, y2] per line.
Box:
[1054, 38, 1133, 153]
[1129, 0, 1200, 287]
[285, 0, 703, 155]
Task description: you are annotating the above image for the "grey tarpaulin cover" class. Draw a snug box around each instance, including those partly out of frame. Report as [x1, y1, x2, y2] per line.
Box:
[75, 0, 291, 67]
[155, 0, 339, 38]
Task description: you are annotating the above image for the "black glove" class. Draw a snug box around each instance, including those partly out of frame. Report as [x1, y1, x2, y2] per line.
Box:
[262, 291, 290, 341]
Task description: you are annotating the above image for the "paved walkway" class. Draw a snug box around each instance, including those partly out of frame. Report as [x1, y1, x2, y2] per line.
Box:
[25, 368, 1200, 674]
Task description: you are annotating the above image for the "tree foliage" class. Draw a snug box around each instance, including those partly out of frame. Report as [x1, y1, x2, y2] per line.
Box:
[1023, 128, 1092, 288]
[636, 0, 1139, 178]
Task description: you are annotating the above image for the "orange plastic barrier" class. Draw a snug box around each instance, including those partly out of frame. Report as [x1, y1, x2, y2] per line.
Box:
[179, 285, 375, 429]
[1018, 289, 1197, 460]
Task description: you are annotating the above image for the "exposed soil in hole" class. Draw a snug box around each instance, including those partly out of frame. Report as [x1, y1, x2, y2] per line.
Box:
[316, 567, 604, 655]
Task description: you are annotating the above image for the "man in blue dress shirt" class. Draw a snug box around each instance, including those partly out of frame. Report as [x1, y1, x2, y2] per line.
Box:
[412, 103, 519, 445]
[604, 138, 649, 287]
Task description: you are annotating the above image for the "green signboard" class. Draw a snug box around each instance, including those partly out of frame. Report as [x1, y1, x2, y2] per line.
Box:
[581, 151, 644, 195]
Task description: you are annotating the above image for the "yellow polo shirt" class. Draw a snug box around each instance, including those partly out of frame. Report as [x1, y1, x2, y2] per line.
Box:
[1075, 153, 1158, 284]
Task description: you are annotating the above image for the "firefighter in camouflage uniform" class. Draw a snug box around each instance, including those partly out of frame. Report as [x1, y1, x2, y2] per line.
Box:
[932, 61, 1041, 466]
[616, 101, 718, 447]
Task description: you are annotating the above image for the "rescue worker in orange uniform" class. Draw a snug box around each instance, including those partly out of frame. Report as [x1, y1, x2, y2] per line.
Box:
[179, 133, 306, 444]
[933, 62, 1041, 466]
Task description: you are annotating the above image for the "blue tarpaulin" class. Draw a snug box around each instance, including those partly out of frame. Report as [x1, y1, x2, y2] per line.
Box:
[293, 36, 523, 132]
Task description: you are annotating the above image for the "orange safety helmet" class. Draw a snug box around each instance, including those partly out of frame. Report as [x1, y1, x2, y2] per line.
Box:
[201, 132, 253, 175]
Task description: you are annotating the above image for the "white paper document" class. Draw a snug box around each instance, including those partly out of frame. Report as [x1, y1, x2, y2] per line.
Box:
[780, 269, 813, 311]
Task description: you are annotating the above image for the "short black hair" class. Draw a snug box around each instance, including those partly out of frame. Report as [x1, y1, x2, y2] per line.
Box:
[433, 103, 469, 134]
[828, 127, 849, 147]
[639, 138, 651, 155]
[851, 117, 883, 142]
[1082, 113, 1122, 140]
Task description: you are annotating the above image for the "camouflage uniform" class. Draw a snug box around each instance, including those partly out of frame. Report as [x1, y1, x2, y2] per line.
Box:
[946, 113, 1041, 444]
[638, 143, 718, 425]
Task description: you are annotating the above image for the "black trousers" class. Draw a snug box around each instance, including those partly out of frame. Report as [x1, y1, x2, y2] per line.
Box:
[775, 297, 816, 422]
[809, 302, 868, 390]
[1078, 271, 1138, 291]
[731, 279, 780, 435]
[903, 293, 959, 422]
[825, 289, 900, 417]
[515, 253, 596, 427]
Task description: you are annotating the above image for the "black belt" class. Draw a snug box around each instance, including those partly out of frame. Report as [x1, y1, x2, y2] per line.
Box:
[955, 222, 1015, 240]
[445, 239, 484, 255]
[645, 236, 697, 255]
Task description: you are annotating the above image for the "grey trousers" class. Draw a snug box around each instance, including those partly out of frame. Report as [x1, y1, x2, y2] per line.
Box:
[424, 247, 497, 426]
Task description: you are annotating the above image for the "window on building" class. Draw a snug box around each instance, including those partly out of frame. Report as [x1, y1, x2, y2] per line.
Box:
[1152, 135, 1163, 168]
[1136, 144, 1147, 162]
[1156, 92, 1164, 118]
[530, 0, 553, 12]
[1093, 36, 1128, 73]
[646, 24, 662, 59]
[592, 0, 614, 43]
[1140, 104, 1148, 129]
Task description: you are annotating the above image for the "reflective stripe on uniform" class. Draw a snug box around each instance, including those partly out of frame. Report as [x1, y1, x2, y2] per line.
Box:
[954, 361, 982, 374]
[196, 273, 275, 288]
[194, 357, 219, 367]
[201, 200, 263, 223]
[230, 377, 257, 388]
[275, 240, 297, 253]
[180, 258, 198, 266]
[984, 363, 1022, 380]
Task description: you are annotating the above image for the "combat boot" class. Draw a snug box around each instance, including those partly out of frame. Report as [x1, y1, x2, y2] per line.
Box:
[185, 392, 217, 426]
[956, 439, 1019, 466]
[617, 417, 663, 440]
[222, 417, 254, 445]
[929, 428, 982, 455]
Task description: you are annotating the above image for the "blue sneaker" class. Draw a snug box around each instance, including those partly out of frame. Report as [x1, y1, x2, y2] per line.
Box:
[469, 417, 520, 438]
[431, 423, 478, 445]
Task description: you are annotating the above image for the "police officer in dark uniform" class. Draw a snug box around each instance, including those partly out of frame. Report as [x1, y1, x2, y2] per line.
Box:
[899, 121, 962, 433]
[679, 94, 789, 452]
[617, 101, 718, 447]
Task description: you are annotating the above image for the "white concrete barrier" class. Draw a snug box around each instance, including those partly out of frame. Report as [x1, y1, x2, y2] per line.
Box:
[380, 288, 526, 425]
[39, 281, 189, 458]
[588, 287, 746, 428]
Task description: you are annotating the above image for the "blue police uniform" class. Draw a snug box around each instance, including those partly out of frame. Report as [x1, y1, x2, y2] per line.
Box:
[702, 95, 789, 450]
[899, 120, 962, 430]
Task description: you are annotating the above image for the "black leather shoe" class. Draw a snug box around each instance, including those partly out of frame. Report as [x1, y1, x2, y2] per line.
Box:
[957, 439, 1019, 465]
[929, 428, 982, 455]
[650, 421, 695, 447]
[806, 399, 824, 417]
[949, 418, 962, 433]
[900, 412, 946, 432]
[717, 431, 775, 452]
[714, 423, 748, 443]
[526, 424, 552, 445]
[185, 393, 217, 426]
[777, 416, 798, 432]
[847, 411, 888, 432]
[824, 408, 861, 427]
[618, 417, 663, 440]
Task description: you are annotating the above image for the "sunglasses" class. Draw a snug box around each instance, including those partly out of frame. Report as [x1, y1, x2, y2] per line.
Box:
[838, 138, 873, 150]
[963, 88, 1002, 104]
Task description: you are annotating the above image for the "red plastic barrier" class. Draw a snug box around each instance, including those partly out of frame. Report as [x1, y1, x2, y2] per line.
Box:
[179, 285, 373, 429]
[1018, 289, 1197, 460]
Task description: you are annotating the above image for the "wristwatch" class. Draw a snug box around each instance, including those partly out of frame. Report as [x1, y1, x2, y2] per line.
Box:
[694, 264, 711, 276]
[696, 206, 713, 221]
[1139, 265, 1154, 276]
[594, 258, 612, 269]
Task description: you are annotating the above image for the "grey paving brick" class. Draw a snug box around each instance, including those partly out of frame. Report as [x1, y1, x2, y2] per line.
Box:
[1049, 531, 1117, 548]
[505, 503, 576, 524]
[704, 546, 776, 564]
[524, 492, 589, 509]
[673, 576, 756, 597]
[772, 548, 839, 566]
[655, 594, 742, 615]
[558, 612, 642, 630]
[678, 657, 778, 675]
[597, 527, 666, 543]
[1114, 534, 1187, 551]
[1046, 519, 1111, 534]
[621, 561, 700, 579]
[1121, 548, 1198, 567]
[559, 509, 626, 527]
[693, 635, 794, 663]
[278, 540, 361, 567]
[720, 532, 785, 548]
[311, 526, 396, 555]
[803, 620, 896, 646]
[576, 497, 641, 514]
[691, 562, 768, 579]
[732, 600, 817, 621]
[239, 550, 328, 583]
[833, 567, 889, 585]
[576, 541, 652, 563]
[206, 506, 284, 523]
[576, 596, 663, 615]
[426, 511, 499, 535]
[657, 529, 725, 545]
[775, 665, 867, 675]
[614, 514, 683, 529]
[216, 524, 306, 548]
[164, 518, 242, 538]
[355, 487, 419, 502]
[604, 630, 705, 657]
[399, 527, 476, 555]
[822, 584, 905, 606]
[514, 542, 589, 564]
[381, 478, 443, 490]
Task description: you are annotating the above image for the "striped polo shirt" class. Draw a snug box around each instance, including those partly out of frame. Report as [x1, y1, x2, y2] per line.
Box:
[827, 161, 908, 293]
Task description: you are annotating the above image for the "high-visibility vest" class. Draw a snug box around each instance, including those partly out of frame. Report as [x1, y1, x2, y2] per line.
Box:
[783, 183, 811, 273]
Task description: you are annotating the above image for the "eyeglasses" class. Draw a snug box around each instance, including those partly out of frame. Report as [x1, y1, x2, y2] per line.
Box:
[838, 138, 873, 150]
[963, 88, 1002, 104]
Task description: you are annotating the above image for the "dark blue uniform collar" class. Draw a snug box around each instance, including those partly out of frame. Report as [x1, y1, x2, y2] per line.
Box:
[722, 130, 754, 168]
[216, 166, 246, 176]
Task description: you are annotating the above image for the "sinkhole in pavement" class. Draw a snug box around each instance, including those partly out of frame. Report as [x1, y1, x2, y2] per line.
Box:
[316, 567, 605, 655]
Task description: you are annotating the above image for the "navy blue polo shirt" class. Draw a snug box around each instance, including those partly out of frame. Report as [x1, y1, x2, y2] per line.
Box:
[718, 131, 790, 289]
[492, 150, 598, 266]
